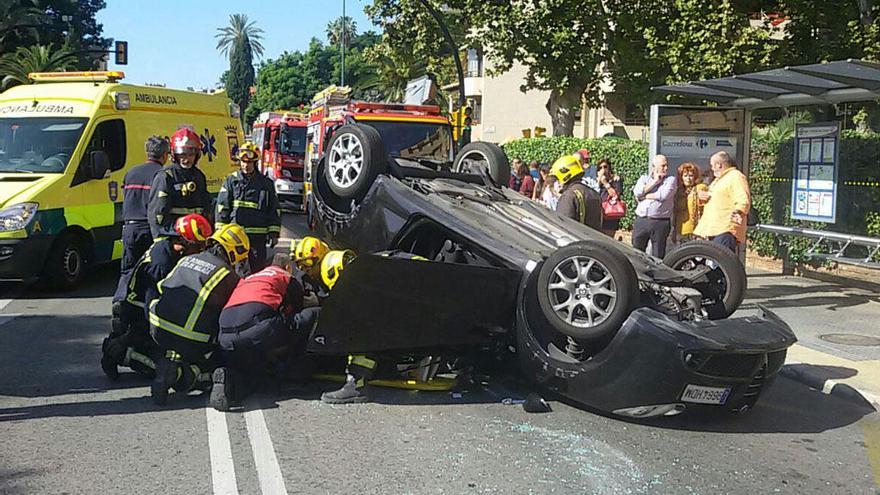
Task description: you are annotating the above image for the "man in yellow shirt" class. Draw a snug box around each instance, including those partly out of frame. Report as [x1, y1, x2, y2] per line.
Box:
[694, 151, 751, 252]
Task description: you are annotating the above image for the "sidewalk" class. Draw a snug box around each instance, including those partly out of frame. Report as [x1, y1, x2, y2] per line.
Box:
[739, 269, 880, 409]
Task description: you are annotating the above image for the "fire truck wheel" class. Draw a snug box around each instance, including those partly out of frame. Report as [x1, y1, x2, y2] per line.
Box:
[324, 124, 388, 201]
[452, 142, 511, 187]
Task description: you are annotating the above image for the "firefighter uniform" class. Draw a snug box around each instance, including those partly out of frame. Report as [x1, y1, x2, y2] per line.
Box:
[103, 237, 183, 379]
[210, 265, 317, 410]
[215, 170, 281, 272]
[148, 162, 212, 238]
[121, 160, 163, 271]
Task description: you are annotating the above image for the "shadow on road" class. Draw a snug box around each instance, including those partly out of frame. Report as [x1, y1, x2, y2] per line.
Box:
[744, 282, 880, 311]
[621, 376, 875, 434]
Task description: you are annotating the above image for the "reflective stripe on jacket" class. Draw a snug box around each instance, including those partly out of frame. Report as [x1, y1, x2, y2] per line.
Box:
[148, 163, 212, 238]
[149, 250, 239, 344]
[215, 171, 280, 235]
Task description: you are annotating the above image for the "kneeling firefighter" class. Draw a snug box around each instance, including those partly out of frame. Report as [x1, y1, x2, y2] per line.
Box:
[103, 214, 212, 380]
[215, 142, 281, 273]
[148, 224, 250, 405]
[210, 261, 321, 411]
[317, 249, 379, 404]
[289, 236, 330, 296]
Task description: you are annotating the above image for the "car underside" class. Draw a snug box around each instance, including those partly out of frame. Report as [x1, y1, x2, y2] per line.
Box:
[305, 124, 797, 417]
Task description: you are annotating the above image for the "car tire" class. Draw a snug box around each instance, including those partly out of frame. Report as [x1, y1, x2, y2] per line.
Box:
[536, 242, 639, 341]
[324, 124, 388, 201]
[452, 142, 511, 187]
[663, 240, 746, 320]
[43, 233, 88, 291]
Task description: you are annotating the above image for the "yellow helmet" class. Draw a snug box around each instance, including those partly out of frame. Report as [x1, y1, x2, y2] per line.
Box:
[290, 236, 330, 276]
[211, 223, 251, 265]
[321, 249, 356, 289]
[549, 155, 585, 185]
[237, 141, 259, 162]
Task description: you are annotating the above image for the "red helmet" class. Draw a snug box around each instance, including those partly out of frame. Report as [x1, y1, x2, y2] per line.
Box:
[577, 149, 590, 161]
[171, 128, 202, 161]
[173, 214, 212, 243]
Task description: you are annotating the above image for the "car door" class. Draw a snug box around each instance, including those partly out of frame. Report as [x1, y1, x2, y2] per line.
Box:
[308, 254, 521, 354]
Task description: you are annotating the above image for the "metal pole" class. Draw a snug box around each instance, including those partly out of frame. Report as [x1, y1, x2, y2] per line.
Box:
[341, 0, 346, 86]
[417, 0, 465, 112]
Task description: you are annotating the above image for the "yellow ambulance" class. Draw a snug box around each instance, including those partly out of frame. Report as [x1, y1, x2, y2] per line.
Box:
[0, 71, 243, 288]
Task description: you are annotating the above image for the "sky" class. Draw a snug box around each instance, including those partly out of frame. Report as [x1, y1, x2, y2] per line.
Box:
[96, 0, 376, 90]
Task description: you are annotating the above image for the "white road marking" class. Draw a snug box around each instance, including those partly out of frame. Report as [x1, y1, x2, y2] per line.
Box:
[0, 298, 14, 313]
[206, 407, 240, 495]
[244, 398, 289, 495]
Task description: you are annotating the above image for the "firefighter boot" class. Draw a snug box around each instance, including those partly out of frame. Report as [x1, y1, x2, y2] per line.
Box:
[320, 374, 369, 404]
[123, 348, 157, 379]
[152, 356, 176, 406]
[209, 367, 235, 412]
[100, 337, 125, 380]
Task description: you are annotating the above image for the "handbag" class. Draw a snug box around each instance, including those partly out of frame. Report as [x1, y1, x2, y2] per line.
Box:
[602, 194, 627, 219]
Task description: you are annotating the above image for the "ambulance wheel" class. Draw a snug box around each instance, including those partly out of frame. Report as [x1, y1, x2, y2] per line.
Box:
[324, 124, 388, 202]
[452, 142, 511, 187]
[44, 233, 88, 290]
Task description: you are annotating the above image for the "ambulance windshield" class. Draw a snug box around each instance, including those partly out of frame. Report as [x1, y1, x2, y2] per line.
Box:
[0, 117, 88, 173]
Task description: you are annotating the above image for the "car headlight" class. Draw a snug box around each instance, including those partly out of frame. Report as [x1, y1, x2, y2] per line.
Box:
[0, 203, 39, 232]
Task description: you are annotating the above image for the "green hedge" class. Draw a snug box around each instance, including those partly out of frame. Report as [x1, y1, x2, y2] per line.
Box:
[748, 130, 880, 263]
[501, 137, 649, 230]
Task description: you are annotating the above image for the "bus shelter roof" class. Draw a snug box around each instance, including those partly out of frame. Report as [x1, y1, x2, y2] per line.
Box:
[653, 59, 880, 109]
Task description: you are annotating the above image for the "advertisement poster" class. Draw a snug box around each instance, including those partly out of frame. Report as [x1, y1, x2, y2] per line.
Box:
[658, 135, 739, 173]
[791, 123, 839, 223]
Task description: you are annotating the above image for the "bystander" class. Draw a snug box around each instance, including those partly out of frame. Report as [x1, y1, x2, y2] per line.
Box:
[694, 151, 751, 252]
[632, 154, 677, 257]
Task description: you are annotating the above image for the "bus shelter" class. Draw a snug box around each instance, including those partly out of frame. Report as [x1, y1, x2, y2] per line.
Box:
[651, 59, 880, 268]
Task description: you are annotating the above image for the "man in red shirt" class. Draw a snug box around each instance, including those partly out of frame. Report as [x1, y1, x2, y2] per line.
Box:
[210, 262, 318, 411]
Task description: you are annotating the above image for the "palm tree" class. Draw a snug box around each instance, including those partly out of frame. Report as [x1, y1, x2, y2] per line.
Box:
[326, 16, 357, 47]
[0, 0, 43, 52]
[215, 14, 265, 59]
[0, 44, 76, 89]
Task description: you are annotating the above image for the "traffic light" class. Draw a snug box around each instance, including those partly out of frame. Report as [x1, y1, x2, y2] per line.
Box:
[115, 41, 128, 65]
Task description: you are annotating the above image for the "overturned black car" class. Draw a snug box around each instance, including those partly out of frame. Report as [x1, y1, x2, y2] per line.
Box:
[304, 123, 796, 418]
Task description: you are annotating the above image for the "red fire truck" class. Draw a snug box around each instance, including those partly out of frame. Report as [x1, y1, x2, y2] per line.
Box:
[303, 86, 454, 211]
[252, 111, 308, 205]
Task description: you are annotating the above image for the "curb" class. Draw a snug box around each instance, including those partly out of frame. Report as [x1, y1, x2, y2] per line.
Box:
[780, 362, 879, 411]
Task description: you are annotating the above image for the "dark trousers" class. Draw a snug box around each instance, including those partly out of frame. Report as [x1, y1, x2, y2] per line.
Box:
[248, 234, 268, 273]
[121, 222, 153, 272]
[150, 325, 218, 368]
[632, 217, 671, 258]
[710, 232, 738, 252]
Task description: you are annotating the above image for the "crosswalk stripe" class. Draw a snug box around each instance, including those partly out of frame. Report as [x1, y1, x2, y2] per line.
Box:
[244, 398, 288, 495]
[206, 407, 240, 495]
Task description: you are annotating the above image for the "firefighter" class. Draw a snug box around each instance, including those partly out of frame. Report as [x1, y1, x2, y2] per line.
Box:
[148, 127, 213, 239]
[215, 141, 281, 273]
[120, 136, 169, 272]
[314, 249, 381, 404]
[102, 214, 212, 380]
[210, 261, 320, 411]
[550, 155, 602, 230]
[289, 236, 330, 296]
[148, 224, 250, 405]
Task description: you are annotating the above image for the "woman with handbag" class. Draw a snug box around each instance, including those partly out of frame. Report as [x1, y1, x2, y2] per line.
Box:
[597, 159, 625, 237]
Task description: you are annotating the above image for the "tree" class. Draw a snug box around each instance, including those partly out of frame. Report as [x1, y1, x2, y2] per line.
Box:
[609, 0, 777, 109]
[0, 0, 111, 70]
[226, 41, 255, 119]
[244, 33, 382, 124]
[0, 44, 76, 89]
[326, 15, 357, 47]
[215, 13, 265, 59]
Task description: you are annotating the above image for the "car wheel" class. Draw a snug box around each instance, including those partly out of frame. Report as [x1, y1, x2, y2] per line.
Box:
[44, 233, 88, 290]
[324, 124, 387, 201]
[663, 240, 746, 320]
[452, 142, 511, 187]
[536, 242, 639, 341]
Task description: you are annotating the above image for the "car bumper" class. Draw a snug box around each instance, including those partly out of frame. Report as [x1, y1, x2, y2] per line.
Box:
[0, 235, 53, 281]
[275, 179, 304, 203]
[518, 302, 797, 416]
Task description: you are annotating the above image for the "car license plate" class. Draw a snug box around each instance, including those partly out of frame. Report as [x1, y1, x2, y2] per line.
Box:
[681, 384, 731, 405]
